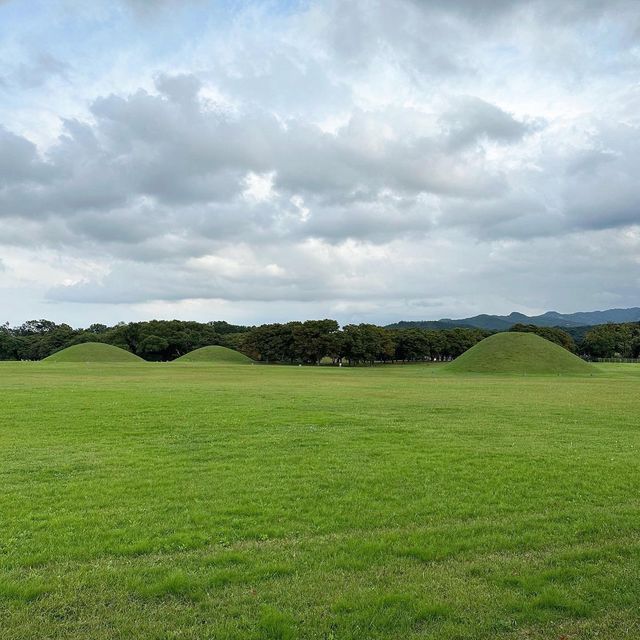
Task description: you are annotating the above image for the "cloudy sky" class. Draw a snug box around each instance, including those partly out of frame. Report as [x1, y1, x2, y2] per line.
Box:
[1, 0, 639, 327]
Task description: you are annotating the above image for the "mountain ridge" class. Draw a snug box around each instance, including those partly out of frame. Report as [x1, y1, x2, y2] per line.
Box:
[386, 307, 640, 331]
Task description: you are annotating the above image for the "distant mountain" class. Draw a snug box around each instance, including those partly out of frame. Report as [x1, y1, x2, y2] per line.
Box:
[388, 319, 469, 331]
[539, 308, 640, 326]
[386, 307, 640, 331]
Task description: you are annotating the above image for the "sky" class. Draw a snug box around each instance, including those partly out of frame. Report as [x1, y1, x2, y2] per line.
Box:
[0, 0, 639, 327]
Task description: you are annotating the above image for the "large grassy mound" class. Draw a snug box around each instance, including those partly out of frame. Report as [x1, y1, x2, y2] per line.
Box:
[44, 342, 143, 363]
[446, 332, 596, 375]
[174, 345, 253, 364]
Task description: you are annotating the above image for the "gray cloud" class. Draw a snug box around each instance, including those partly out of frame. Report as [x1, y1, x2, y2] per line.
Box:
[3, 67, 636, 255]
[45, 225, 640, 311]
[16, 52, 70, 89]
[0, 74, 527, 250]
[1, 0, 639, 319]
[0, 52, 70, 94]
[442, 97, 540, 149]
[0, 127, 54, 186]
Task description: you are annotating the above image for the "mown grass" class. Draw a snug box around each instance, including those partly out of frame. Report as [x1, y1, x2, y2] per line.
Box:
[0, 361, 638, 638]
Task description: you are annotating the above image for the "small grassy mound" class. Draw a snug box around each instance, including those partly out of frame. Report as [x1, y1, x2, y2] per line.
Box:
[446, 332, 596, 375]
[174, 345, 253, 364]
[44, 343, 143, 363]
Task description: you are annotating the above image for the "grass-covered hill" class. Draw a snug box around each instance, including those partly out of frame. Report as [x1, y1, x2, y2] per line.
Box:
[446, 332, 596, 375]
[173, 345, 253, 364]
[44, 342, 144, 363]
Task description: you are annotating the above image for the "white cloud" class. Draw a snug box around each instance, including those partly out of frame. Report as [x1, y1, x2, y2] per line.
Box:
[242, 171, 276, 203]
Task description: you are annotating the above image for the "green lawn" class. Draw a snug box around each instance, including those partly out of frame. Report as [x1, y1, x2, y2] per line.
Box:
[1, 361, 639, 639]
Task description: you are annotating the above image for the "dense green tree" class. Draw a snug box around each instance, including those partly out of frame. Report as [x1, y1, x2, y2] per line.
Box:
[292, 319, 340, 364]
[109, 320, 223, 360]
[509, 323, 576, 352]
[394, 329, 431, 361]
[16, 322, 77, 360]
[340, 324, 392, 365]
[0, 324, 20, 360]
[14, 319, 59, 336]
[87, 323, 109, 334]
[444, 327, 488, 358]
[581, 322, 640, 358]
[425, 330, 447, 360]
[138, 335, 171, 360]
[240, 322, 299, 363]
[207, 321, 251, 335]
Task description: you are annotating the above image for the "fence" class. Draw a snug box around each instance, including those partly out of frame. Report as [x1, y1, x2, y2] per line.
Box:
[595, 357, 640, 363]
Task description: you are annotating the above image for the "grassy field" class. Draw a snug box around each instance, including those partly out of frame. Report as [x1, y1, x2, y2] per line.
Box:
[1, 361, 639, 639]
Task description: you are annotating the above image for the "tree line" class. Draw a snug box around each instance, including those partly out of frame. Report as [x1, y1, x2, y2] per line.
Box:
[238, 320, 492, 365]
[0, 319, 246, 362]
[0, 318, 490, 364]
[577, 321, 640, 359]
[0, 317, 638, 363]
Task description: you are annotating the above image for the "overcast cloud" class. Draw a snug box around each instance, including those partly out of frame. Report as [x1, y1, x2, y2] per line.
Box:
[0, 0, 639, 326]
